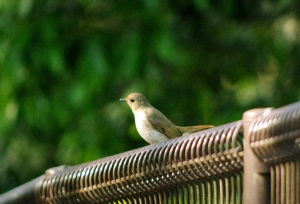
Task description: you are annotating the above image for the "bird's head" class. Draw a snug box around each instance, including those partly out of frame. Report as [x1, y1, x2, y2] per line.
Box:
[120, 93, 151, 112]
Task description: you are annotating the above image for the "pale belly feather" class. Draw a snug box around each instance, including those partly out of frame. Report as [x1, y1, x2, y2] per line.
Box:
[134, 111, 169, 144]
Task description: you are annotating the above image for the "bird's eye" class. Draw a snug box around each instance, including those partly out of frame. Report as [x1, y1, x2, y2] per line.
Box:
[130, 99, 135, 102]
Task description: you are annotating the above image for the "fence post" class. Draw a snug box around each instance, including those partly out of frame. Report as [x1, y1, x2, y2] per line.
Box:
[243, 108, 272, 204]
[0, 175, 44, 204]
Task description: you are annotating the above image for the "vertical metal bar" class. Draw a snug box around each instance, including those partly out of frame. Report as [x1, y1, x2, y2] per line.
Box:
[270, 167, 275, 204]
[213, 180, 217, 204]
[280, 164, 285, 204]
[219, 178, 224, 204]
[225, 177, 229, 204]
[190, 184, 195, 204]
[169, 189, 174, 204]
[163, 191, 167, 204]
[286, 162, 291, 204]
[207, 181, 212, 204]
[201, 182, 206, 204]
[237, 173, 242, 204]
[173, 187, 178, 204]
[243, 108, 271, 204]
[195, 183, 200, 204]
[275, 165, 280, 204]
[290, 162, 295, 204]
[158, 191, 163, 204]
[296, 161, 300, 204]
[183, 184, 189, 204]
[229, 176, 232, 204]
[178, 185, 184, 204]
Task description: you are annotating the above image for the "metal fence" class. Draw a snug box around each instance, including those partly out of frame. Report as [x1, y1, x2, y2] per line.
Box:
[0, 101, 299, 204]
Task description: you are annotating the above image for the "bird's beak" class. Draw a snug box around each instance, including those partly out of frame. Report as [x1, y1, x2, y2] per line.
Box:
[120, 98, 127, 102]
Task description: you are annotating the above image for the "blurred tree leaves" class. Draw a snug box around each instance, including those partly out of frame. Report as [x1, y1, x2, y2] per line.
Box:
[0, 0, 300, 194]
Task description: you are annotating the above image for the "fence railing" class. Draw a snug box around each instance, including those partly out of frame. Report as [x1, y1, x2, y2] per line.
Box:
[0, 101, 300, 204]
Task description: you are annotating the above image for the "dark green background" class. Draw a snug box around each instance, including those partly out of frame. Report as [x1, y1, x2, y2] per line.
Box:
[0, 0, 299, 194]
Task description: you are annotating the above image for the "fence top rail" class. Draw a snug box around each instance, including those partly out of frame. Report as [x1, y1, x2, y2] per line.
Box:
[249, 101, 300, 164]
[35, 121, 243, 203]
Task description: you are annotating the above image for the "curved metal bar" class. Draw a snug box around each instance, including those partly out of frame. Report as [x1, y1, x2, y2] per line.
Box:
[249, 101, 300, 164]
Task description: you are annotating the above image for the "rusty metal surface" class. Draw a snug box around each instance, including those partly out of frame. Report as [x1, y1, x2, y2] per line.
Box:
[249, 101, 300, 164]
[35, 121, 243, 204]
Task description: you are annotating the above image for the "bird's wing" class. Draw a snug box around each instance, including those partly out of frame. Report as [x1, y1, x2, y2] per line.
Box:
[145, 108, 182, 139]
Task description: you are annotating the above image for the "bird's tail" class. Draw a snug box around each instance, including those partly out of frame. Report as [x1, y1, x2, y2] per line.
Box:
[176, 125, 214, 134]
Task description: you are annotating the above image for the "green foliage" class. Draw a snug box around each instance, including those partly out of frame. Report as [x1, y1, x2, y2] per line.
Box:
[0, 0, 300, 193]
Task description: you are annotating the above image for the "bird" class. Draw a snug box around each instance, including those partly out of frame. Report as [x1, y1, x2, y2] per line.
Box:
[120, 93, 214, 144]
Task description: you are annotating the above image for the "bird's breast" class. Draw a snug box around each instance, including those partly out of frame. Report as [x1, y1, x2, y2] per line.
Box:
[134, 111, 169, 144]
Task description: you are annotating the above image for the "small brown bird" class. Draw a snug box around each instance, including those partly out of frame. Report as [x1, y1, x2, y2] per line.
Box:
[120, 93, 213, 144]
